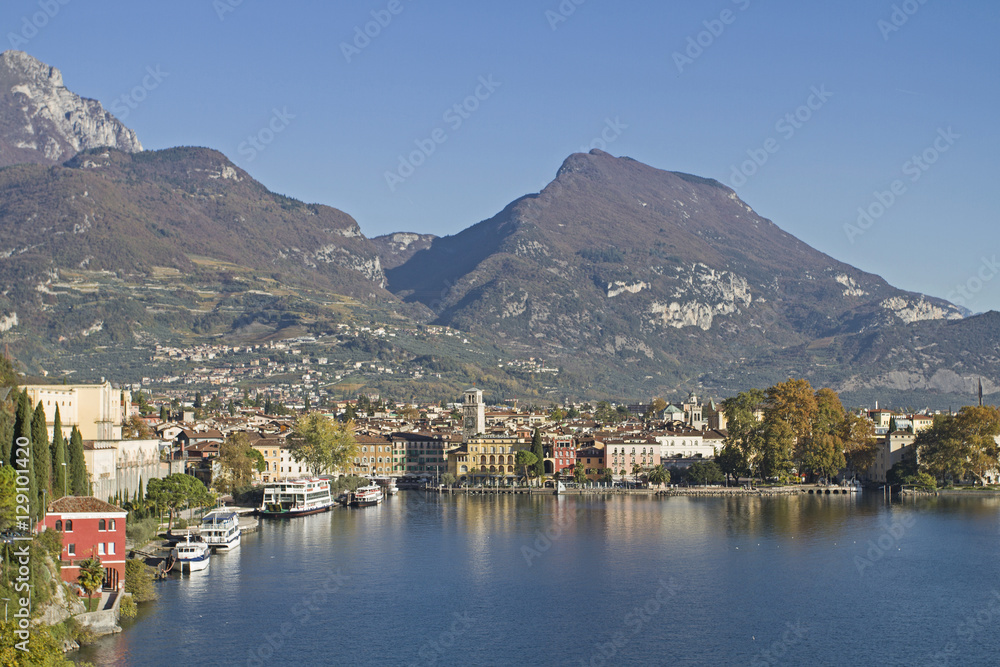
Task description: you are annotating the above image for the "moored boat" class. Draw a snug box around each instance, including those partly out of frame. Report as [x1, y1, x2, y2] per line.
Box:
[258, 478, 334, 517]
[172, 533, 211, 573]
[351, 482, 384, 507]
[201, 510, 241, 551]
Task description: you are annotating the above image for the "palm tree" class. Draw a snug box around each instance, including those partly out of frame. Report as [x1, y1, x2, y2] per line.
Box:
[647, 465, 669, 489]
[632, 463, 643, 487]
[78, 557, 105, 611]
[516, 451, 538, 487]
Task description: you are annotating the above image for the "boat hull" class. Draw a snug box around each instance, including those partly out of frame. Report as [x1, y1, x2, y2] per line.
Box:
[180, 556, 210, 572]
[258, 504, 333, 518]
[351, 499, 382, 507]
[206, 535, 241, 551]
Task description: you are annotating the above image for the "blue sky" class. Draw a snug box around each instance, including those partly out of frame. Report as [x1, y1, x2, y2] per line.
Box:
[3, 0, 998, 311]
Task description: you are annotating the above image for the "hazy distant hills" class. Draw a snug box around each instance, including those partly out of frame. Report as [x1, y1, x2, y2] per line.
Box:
[0, 51, 141, 168]
[0, 51, 994, 405]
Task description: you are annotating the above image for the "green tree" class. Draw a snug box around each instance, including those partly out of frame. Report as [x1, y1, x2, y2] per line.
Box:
[12, 390, 31, 471]
[531, 428, 545, 478]
[31, 402, 50, 511]
[686, 461, 725, 486]
[759, 418, 795, 480]
[721, 389, 766, 478]
[601, 468, 614, 485]
[716, 442, 751, 485]
[160, 405, 170, 422]
[765, 378, 818, 459]
[515, 450, 538, 485]
[68, 425, 89, 495]
[289, 414, 358, 475]
[77, 556, 105, 611]
[51, 405, 67, 498]
[193, 391, 203, 409]
[441, 472, 457, 488]
[0, 464, 16, 532]
[918, 406, 1000, 484]
[125, 558, 157, 602]
[573, 461, 587, 485]
[146, 473, 210, 530]
[646, 464, 669, 488]
[215, 432, 258, 494]
[800, 433, 846, 481]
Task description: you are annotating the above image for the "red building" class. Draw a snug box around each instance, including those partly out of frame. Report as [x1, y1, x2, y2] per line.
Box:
[544, 435, 577, 476]
[41, 497, 127, 593]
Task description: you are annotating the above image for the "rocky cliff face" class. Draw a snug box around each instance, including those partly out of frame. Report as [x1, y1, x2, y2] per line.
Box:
[0, 50, 142, 168]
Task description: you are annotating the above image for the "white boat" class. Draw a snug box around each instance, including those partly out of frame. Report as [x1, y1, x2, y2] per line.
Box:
[373, 476, 399, 496]
[258, 478, 334, 517]
[200, 510, 241, 551]
[351, 482, 384, 507]
[173, 533, 211, 572]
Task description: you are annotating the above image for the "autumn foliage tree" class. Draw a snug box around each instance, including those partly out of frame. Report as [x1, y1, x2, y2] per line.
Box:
[289, 414, 358, 475]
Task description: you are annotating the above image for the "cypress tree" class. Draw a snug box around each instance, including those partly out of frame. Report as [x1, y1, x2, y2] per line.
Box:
[0, 388, 15, 467]
[68, 425, 88, 496]
[531, 428, 545, 478]
[51, 405, 67, 498]
[31, 402, 50, 511]
[160, 405, 169, 422]
[13, 390, 31, 464]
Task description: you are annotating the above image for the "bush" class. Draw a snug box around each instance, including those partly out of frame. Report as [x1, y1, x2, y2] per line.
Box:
[126, 517, 160, 548]
[173, 518, 188, 529]
[119, 595, 138, 619]
[124, 559, 157, 602]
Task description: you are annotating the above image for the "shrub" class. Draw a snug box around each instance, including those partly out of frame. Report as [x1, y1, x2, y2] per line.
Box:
[173, 518, 188, 529]
[119, 595, 138, 619]
[126, 517, 160, 548]
[124, 559, 157, 602]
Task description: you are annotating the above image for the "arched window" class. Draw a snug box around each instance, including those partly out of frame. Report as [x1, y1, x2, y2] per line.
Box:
[55, 520, 62, 531]
[98, 519, 106, 531]
[110, 519, 116, 531]
[65, 520, 73, 532]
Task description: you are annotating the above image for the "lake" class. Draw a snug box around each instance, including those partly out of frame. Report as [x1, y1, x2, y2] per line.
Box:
[75, 491, 1000, 666]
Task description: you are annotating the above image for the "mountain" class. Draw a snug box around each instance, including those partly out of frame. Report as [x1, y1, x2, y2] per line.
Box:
[387, 150, 970, 395]
[0, 51, 141, 168]
[0, 146, 391, 349]
[371, 232, 437, 270]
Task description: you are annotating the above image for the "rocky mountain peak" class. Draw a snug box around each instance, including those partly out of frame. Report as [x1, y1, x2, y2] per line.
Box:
[0, 50, 142, 168]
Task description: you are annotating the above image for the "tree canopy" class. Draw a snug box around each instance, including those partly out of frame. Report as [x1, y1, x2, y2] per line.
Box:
[288, 414, 358, 475]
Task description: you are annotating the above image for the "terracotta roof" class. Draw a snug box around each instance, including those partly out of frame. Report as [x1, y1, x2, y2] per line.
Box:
[47, 496, 125, 514]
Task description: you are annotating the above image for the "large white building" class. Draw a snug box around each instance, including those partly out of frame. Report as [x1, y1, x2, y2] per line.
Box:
[21, 381, 129, 441]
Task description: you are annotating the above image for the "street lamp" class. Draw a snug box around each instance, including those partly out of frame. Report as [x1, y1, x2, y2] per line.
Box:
[2, 598, 8, 622]
[61, 462, 67, 496]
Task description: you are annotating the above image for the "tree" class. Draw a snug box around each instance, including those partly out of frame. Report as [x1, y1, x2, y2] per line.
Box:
[31, 402, 50, 511]
[918, 406, 1000, 484]
[125, 558, 157, 602]
[646, 464, 669, 488]
[441, 472, 457, 488]
[531, 428, 545, 479]
[51, 406, 67, 498]
[759, 418, 795, 481]
[686, 461, 725, 486]
[573, 461, 587, 485]
[68, 425, 89, 495]
[516, 450, 538, 485]
[123, 415, 152, 439]
[601, 468, 614, 485]
[11, 389, 31, 474]
[193, 391, 203, 409]
[841, 412, 878, 474]
[765, 379, 818, 458]
[800, 433, 846, 481]
[77, 557, 105, 611]
[0, 464, 16, 532]
[813, 388, 845, 436]
[631, 463, 643, 486]
[647, 397, 667, 420]
[289, 414, 358, 475]
[11, 391, 37, 523]
[146, 473, 210, 530]
[721, 389, 766, 478]
[160, 405, 170, 422]
[215, 432, 259, 494]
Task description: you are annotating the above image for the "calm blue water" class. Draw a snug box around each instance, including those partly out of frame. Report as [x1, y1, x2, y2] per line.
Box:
[76, 492, 1000, 666]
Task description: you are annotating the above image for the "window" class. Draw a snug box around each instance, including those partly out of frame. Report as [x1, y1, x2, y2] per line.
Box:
[67, 544, 76, 556]
[108, 542, 115, 555]
[55, 520, 62, 531]
[99, 519, 106, 531]
[65, 520, 73, 532]
[110, 519, 116, 531]
[98, 543, 105, 555]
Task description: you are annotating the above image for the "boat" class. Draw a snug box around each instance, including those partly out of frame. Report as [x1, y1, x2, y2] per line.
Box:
[258, 478, 334, 518]
[172, 533, 211, 573]
[351, 482, 384, 507]
[373, 476, 399, 496]
[200, 510, 241, 551]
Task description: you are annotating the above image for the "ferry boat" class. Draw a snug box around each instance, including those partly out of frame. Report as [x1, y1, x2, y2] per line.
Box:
[351, 482, 384, 507]
[172, 533, 211, 573]
[258, 478, 334, 517]
[200, 510, 241, 551]
[373, 476, 399, 496]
